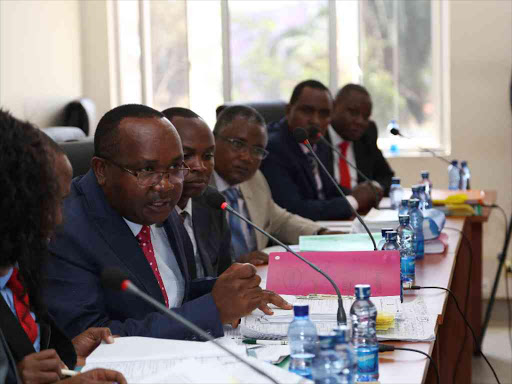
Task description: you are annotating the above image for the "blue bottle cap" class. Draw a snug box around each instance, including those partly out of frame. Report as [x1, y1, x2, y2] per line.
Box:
[401, 199, 409, 206]
[318, 335, 335, 350]
[385, 231, 398, 241]
[419, 185, 426, 192]
[409, 199, 420, 208]
[451, 160, 458, 166]
[381, 228, 394, 237]
[354, 284, 371, 299]
[293, 304, 309, 317]
[421, 171, 429, 178]
[398, 215, 410, 224]
[412, 185, 421, 192]
[461, 160, 468, 167]
[332, 325, 351, 343]
[391, 177, 400, 184]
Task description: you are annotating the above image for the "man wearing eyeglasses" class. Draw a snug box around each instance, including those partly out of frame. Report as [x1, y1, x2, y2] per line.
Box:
[44, 104, 291, 341]
[212, 105, 328, 266]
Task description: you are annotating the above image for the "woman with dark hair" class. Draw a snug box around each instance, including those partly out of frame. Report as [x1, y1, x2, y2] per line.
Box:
[0, 110, 126, 384]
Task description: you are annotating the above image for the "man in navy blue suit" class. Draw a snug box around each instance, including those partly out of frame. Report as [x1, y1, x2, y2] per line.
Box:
[45, 104, 290, 341]
[261, 80, 378, 221]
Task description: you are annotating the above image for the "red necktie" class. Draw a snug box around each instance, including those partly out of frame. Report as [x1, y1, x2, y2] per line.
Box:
[7, 268, 38, 344]
[338, 141, 351, 189]
[136, 225, 169, 308]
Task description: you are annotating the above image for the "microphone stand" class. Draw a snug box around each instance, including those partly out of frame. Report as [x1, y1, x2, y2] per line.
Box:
[317, 134, 381, 206]
[390, 129, 453, 166]
[297, 135, 377, 251]
[119, 279, 279, 384]
[222, 203, 347, 326]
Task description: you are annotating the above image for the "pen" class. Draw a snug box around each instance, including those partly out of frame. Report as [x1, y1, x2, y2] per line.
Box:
[242, 339, 288, 345]
[61, 369, 79, 377]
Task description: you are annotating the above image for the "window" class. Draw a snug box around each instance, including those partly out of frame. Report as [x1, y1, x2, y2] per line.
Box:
[114, 0, 446, 153]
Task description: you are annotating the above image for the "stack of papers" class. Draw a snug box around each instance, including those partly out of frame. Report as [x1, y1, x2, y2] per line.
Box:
[351, 208, 399, 234]
[299, 233, 383, 252]
[241, 295, 436, 342]
[82, 337, 308, 383]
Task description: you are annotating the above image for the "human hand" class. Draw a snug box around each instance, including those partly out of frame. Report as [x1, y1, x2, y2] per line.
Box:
[352, 181, 380, 212]
[60, 369, 127, 384]
[17, 349, 64, 384]
[212, 263, 263, 325]
[238, 251, 269, 266]
[72, 327, 115, 364]
[257, 290, 293, 315]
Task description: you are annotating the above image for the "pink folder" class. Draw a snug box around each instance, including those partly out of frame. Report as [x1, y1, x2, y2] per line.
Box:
[266, 251, 401, 297]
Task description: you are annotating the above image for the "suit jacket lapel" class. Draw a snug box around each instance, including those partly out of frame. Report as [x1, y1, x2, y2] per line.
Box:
[282, 125, 318, 198]
[78, 171, 166, 305]
[0, 296, 35, 362]
[191, 203, 215, 277]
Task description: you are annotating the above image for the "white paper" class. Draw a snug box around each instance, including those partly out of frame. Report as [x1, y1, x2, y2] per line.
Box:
[240, 295, 435, 342]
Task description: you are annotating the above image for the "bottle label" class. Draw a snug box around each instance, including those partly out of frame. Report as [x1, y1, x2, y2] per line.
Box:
[401, 257, 415, 275]
[356, 347, 378, 374]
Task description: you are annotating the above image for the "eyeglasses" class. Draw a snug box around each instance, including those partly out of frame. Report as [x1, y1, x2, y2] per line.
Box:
[101, 158, 191, 188]
[217, 135, 269, 160]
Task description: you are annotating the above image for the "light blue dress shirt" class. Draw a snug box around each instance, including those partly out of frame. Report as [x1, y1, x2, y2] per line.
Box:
[0, 268, 41, 352]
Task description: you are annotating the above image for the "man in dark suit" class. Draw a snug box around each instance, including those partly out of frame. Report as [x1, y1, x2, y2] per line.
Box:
[161, 107, 233, 278]
[261, 80, 378, 221]
[0, 110, 126, 384]
[45, 104, 290, 341]
[329, 84, 394, 195]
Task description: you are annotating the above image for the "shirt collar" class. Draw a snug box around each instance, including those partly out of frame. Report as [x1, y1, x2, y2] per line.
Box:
[123, 218, 144, 237]
[175, 198, 193, 219]
[0, 268, 14, 290]
[213, 171, 239, 193]
[328, 124, 347, 148]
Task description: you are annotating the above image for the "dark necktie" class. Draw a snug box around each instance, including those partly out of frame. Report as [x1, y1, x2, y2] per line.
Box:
[7, 268, 38, 344]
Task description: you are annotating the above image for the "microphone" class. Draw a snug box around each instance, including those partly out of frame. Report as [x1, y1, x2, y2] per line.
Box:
[293, 127, 377, 251]
[101, 268, 278, 384]
[204, 192, 347, 326]
[389, 127, 452, 166]
[310, 128, 381, 204]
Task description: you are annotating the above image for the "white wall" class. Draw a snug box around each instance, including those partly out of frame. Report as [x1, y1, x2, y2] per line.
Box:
[388, 0, 512, 298]
[0, 0, 83, 128]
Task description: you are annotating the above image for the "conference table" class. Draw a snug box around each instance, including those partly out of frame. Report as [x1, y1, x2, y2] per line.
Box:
[258, 190, 495, 384]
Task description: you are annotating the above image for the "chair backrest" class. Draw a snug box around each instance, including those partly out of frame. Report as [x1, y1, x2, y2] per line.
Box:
[42, 127, 86, 143]
[63, 98, 96, 136]
[216, 100, 287, 126]
[59, 138, 94, 177]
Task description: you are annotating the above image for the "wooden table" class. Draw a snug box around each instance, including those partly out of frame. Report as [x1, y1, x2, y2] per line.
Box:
[259, 208, 494, 383]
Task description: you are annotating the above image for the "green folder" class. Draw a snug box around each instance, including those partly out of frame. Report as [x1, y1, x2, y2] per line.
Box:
[299, 233, 383, 252]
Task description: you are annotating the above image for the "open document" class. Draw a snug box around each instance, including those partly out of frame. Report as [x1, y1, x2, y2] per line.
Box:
[240, 295, 436, 342]
[82, 337, 308, 383]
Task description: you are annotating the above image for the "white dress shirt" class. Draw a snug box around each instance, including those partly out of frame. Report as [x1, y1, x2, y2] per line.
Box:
[123, 218, 185, 308]
[213, 171, 257, 254]
[175, 199, 205, 279]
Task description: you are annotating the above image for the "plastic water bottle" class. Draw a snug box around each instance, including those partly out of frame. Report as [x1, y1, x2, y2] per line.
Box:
[448, 160, 460, 190]
[420, 171, 433, 208]
[418, 185, 428, 211]
[399, 199, 409, 216]
[396, 215, 415, 286]
[408, 199, 424, 260]
[389, 177, 404, 210]
[377, 228, 394, 250]
[410, 185, 425, 211]
[460, 161, 471, 190]
[288, 305, 318, 379]
[351, 284, 379, 382]
[387, 120, 400, 156]
[333, 326, 356, 384]
[382, 231, 399, 251]
[312, 335, 343, 383]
